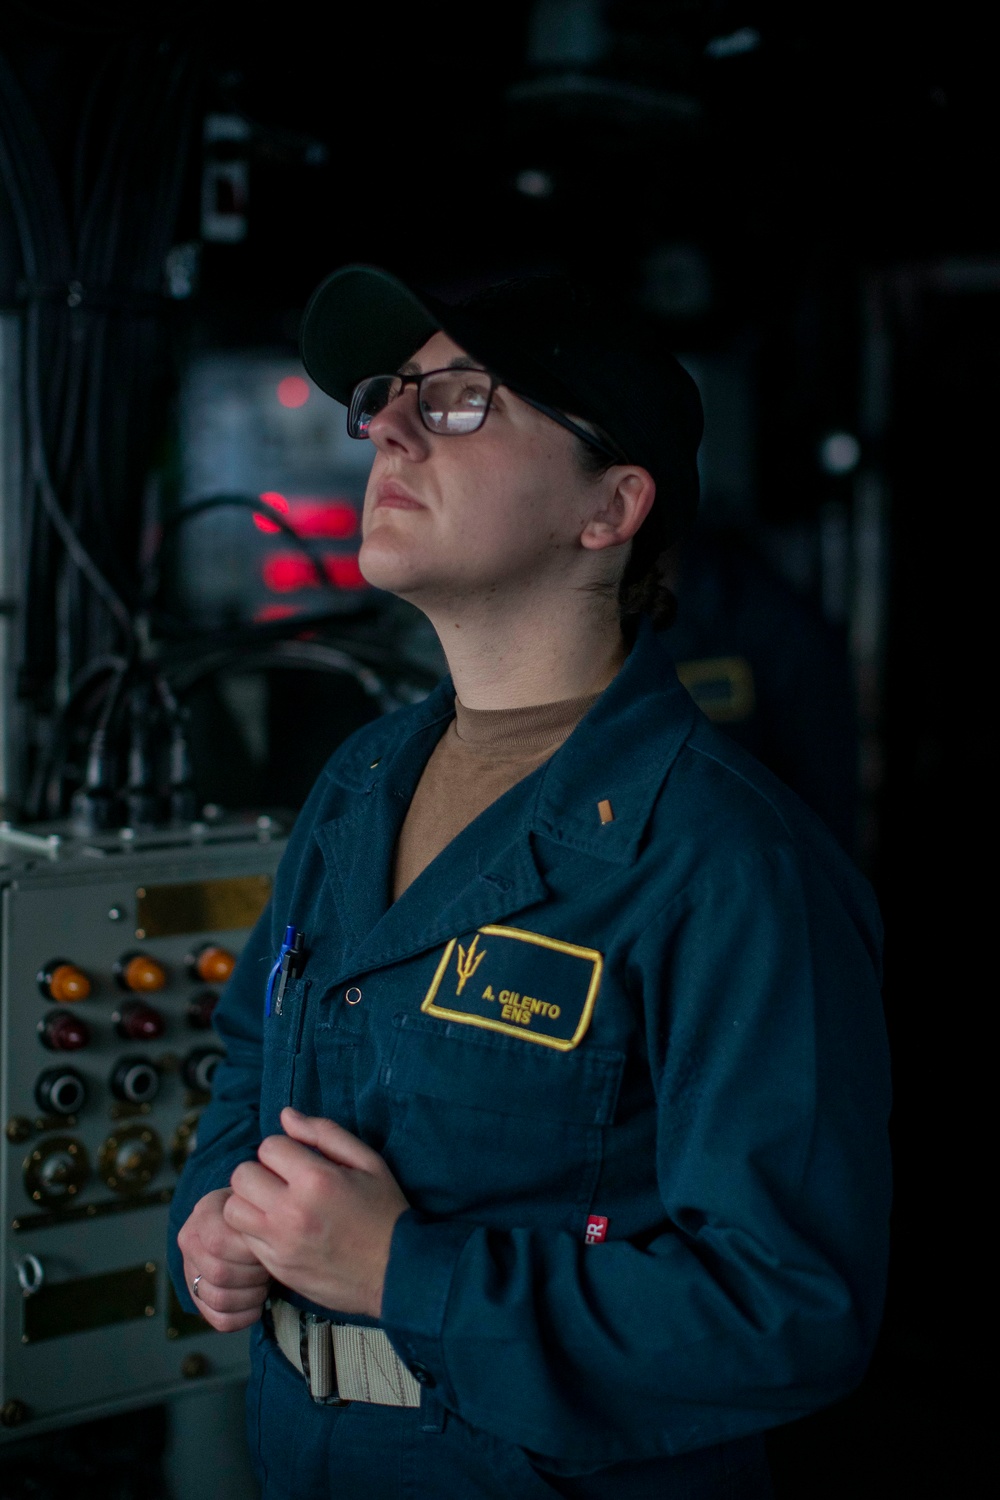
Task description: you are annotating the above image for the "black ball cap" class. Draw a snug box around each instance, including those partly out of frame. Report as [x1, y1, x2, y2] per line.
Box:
[300, 264, 703, 544]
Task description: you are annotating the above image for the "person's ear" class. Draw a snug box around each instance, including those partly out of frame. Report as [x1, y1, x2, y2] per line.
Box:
[579, 468, 656, 553]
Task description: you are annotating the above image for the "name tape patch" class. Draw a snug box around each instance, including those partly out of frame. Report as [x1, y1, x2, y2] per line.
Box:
[421, 924, 603, 1051]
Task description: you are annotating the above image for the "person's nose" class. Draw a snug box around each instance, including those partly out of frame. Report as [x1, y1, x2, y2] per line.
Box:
[367, 384, 430, 460]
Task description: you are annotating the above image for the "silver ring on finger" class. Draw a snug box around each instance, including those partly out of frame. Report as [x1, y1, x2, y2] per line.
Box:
[192, 1274, 203, 1298]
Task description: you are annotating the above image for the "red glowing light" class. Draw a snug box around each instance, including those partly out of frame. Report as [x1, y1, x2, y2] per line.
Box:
[326, 555, 367, 590]
[277, 376, 310, 409]
[261, 551, 367, 593]
[262, 554, 315, 592]
[289, 501, 357, 539]
[253, 494, 357, 538]
[254, 603, 302, 622]
[254, 491, 291, 534]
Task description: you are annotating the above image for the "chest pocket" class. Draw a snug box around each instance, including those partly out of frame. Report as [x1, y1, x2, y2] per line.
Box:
[380, 1013, 624, 1230]
[260, 977, 310, 1137]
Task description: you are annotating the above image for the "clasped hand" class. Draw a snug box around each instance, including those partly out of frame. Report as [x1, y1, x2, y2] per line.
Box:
[178, 1108, 409, 1331]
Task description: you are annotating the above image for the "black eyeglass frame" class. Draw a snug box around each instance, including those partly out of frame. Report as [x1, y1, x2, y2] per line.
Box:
[348, 367, 625, 464]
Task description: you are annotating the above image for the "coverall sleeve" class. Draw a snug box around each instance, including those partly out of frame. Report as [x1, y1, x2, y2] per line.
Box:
[379, 846, 892, 1469]
[166, 759, 342, 1314]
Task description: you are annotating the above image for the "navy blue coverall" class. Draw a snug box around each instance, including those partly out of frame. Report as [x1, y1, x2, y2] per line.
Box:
[168, 619, 892, 1499]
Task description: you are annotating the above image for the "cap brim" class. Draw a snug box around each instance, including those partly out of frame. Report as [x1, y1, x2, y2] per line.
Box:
[300, 265, 442, 404]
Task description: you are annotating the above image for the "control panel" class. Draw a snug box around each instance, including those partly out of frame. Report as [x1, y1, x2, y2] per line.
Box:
[0, 819, 286, 1439]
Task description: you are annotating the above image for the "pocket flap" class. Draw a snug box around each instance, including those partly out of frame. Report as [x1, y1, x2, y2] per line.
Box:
[382, 1015, 624, 1126]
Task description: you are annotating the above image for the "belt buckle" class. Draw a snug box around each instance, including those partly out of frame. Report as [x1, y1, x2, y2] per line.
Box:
[267, 1298, 346, 1405]
[269, 1296, 421, 1408]
[304, 1312, 346, 1405]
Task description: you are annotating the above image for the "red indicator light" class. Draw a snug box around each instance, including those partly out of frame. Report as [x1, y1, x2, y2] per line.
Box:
[290, 501, 357, 539]
[254, 603, 301, 622]
[263, 554, 315, 592]
[277, 376, 310, 409]
[262, 552, 368, 593]
[254, 491, 290, 534]
[253, 495, 357, 538]
[326, 555, 367, 590]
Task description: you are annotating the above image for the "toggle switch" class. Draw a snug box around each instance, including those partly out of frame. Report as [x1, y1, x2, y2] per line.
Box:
[37, 959, 92, 1003]
[115, 952, 168, 993]
[35, 1067, 87, 1117]
[38, 1011, 91, 1052]
[110, 1056, 160, 1104]
[16, 1253, 44, 1296]
[114, 1000, 166, 1042]
[188, 944, 236, 985]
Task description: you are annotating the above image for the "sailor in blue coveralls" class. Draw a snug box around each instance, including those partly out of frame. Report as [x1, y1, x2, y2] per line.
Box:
[169, 268, 891, 1499]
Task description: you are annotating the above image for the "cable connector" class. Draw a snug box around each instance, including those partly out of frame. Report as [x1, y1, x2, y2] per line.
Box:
[124, 690, 161, 829]
[167, 712, 197, 823]
[70, 730, 117, 835]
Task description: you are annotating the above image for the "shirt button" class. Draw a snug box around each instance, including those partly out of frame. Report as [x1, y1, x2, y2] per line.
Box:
[409, 1362, 435, 1387]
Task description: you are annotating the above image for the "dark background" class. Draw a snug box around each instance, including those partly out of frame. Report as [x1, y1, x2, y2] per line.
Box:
[1, 1, 993, 1493]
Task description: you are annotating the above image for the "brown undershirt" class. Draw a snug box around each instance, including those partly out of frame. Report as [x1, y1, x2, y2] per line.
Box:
[391, 692, 599, 901]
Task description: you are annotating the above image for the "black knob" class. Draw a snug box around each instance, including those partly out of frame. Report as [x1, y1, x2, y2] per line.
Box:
[35, 1067, 87, 1117]
[183, 1047, 223, 1093]
[110, 1056, 160, 1104]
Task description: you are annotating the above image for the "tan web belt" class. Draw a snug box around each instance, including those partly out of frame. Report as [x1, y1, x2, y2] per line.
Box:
[271, 1296, 421, 1408]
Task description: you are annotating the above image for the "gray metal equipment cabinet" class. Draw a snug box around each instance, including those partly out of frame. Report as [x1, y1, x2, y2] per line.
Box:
[0, 818, 284, 1464]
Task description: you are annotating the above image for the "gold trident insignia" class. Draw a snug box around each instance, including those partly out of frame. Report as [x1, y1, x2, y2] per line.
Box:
[455, 935, 487, 996]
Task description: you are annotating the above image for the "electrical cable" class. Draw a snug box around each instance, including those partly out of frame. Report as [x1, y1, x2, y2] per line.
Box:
[21, 653, 128, 820]
[1, 53, 135, 645]
[1, 43, 202, 817]
[144, 494, 338, 604]
[146, 604, 440, 700]
[1, 58, 79, 698]
[4, 42, 418, 825]
[167, 640, 401, 719]
[24, 304, 136, 642]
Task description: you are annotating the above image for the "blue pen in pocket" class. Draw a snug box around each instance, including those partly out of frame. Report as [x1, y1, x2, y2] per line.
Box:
[265, 924, 304, 1017]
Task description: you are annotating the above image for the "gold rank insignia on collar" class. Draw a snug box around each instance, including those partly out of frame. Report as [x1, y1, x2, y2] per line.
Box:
[421, 924, 603, 1051]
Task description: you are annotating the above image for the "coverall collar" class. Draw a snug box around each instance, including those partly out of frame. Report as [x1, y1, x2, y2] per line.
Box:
[314, 617, 697, 980]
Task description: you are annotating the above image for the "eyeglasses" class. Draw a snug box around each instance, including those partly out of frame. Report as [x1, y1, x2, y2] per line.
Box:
[347, 366, 623, 462]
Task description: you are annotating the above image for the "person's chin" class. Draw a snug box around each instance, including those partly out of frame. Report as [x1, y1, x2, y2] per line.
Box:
[358, 535, 432, 598]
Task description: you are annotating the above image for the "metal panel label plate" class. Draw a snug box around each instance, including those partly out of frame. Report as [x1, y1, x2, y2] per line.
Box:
[22, 1263, 157, 1343]
[136, 874, 271, 937]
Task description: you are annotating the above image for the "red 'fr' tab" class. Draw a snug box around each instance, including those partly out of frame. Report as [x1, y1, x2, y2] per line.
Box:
[585, 1215, 609, 1244]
